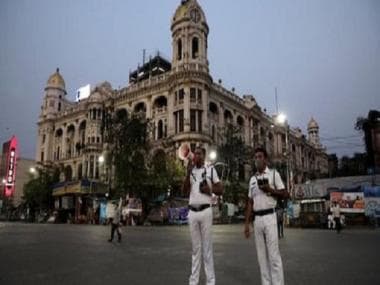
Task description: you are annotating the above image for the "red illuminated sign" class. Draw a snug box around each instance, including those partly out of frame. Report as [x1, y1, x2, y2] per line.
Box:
[3, 136, 18, 197]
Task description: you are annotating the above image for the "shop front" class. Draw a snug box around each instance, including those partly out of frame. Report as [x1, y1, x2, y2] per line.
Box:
[52, 179, 108, 223]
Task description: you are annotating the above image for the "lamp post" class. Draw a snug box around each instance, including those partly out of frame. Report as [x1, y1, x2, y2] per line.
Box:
[209, 150, 229, 180]
[98, 155, 106, 196]
[208, 149, 230, 182]
[29, 167, 37, 175]
[275, 113, 291, 200]
[102, 146, 113, 199]
[209, 150, 217, 162]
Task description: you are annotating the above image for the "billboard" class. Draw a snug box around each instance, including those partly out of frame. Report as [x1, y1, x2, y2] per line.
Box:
[330, 192, 365, 213]
[75, 84, 91, 102]
[294, 183, 326, 199]
[364, 186, 380, 218]
[2, 136, 18, 197]
[286, 201, 301, 219]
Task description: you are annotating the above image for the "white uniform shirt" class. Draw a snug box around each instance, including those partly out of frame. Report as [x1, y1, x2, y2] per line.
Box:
[331, 205, 341, 218]
[248, 167, 285, 211]
[189, 165, 220, 206]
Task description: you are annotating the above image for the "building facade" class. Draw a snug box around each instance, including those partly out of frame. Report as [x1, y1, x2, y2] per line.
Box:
[36, 0, 328, 196]
[0, 152, 35, 209]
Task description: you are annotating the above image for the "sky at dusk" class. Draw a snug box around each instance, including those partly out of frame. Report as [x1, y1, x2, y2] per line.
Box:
[1, 0, 379, 159]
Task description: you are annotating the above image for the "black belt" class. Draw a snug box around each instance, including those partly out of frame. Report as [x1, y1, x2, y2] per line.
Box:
[189, 204, 210, 212]
[253, 208, 275, 216]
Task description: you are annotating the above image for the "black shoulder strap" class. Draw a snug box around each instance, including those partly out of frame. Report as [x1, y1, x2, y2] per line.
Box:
[191, 169, 196, 182]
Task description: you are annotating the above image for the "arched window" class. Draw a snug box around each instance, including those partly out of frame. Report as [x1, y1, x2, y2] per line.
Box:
[192, 37, 199, 59]
[177, 39, 182, 60]
[77, 163, 83, 180]
[116, 108, 128, 121]
[224, 110, 233, 124]
[237, 116, 244, 128]
[64, 165, 73, 181]
[157, 120, 164, 140]
[134, 102, 146, 113]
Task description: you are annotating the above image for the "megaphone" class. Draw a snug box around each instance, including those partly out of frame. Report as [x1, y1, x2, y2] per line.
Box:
[178, 143, 193, 162]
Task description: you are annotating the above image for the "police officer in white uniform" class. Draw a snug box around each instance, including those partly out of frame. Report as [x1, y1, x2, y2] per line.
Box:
[183, 147, 223, 285]
[244, 147, 289, 285]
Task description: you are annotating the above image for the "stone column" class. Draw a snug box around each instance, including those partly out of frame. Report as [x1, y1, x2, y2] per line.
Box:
[184, 86, 190, 132]
[146, 99, 152, 120]
[62, 127, 67, 160]
[167, 91, 175, 136]
[47, 126, 55, 161]
[244, 117, 250, 145]
[94, 155, 98, 179]
[202, 88, 208, 134]
[218, 104, 223, 128]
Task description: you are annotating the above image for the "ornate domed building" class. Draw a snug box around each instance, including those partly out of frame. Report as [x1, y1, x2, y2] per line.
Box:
[36, 0, 328, 218]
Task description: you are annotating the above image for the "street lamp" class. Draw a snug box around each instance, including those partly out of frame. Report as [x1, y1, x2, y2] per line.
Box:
[209, 150, 217, 162]
[102, 147, 113, 199]
[274, 113, 291, 199]
[276, 113, 287, 125]
[29, 167, 36, 175]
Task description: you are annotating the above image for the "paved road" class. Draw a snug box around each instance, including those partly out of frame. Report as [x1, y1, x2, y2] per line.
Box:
[0, 223, 379, 285]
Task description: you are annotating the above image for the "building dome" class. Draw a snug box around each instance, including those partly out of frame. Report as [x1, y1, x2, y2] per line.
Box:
[172, 0, 207, 27]
[46, 68, 66, 92]
[88, 91, 103, 103]
[308, 117, 319, 129]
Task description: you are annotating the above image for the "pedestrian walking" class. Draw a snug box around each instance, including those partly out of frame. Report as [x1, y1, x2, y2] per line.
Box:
[108, 200, 122, 243]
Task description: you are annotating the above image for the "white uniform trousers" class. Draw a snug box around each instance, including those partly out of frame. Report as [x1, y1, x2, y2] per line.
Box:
[188, 207, 215, 285]
[254, 212, 284, 285]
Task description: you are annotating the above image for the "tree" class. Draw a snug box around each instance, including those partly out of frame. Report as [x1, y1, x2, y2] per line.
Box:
[217, 124, 251, 203]
[355, 110, 380, 170]
[23, 166, 60, 217]
[104, 110, 188, 222]
[337, 153, 367, 177]
[106, 112, 151, 198]
[328, 154, 339, 178]
[150, 150, 185, 197]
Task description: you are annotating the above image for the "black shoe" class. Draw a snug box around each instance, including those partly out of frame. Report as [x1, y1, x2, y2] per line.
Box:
[108, 239, 112, 242]
[118, 237, 121, 243]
